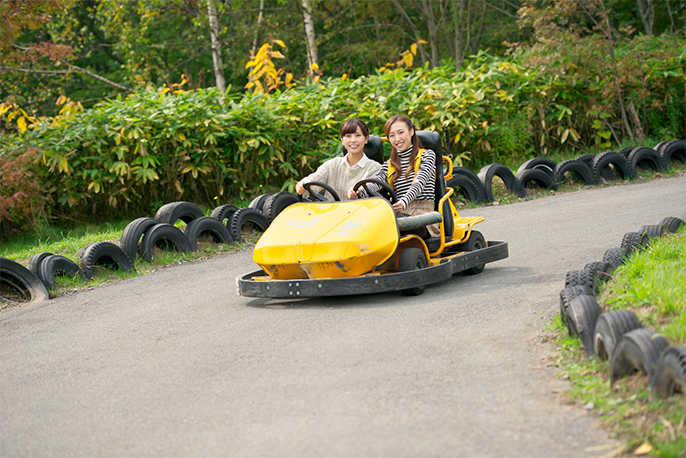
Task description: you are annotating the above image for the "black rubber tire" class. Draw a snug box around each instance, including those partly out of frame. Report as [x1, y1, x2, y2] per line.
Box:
[638, 224, 664, 240]
[140, 223, 192, 262]
[584, 261, 612, 284]
[653, 141, 670, 154]
[573, 153, 595, 167]
[659, 216, 685, 234]
[593, 310, 643, 361]
[602, 246, 631, 271]
[397, 247, 427, 296]
[451, 166, 482, 185]
[477, 163, 516, 202]
[37, 255, 86, 291]
[659, 140, 686, 169]
[591, 151, 637, 184]
[80, 241, 136, 279]
[262, 192, 300, 222]
[248, 193, 272, 213]
[564, 294, 602, 357]
[552, 159, 596, 188]
[627, 147, 662, 173]
[650, 346, 686, 400]
[154, 201, 204, 225]
[210, 204, 239, 228]
[1, 257, 50, 303]
[610, 328, 669, 385]
[183, 216, 233, 251]
[565, 269, 598, 294]
[617, 146, 635, 158]
[620, 231, 649, 254]
[559, 285, 594, 335]
[456, 230, 486, 275]
[514, 168, 555, 197]
[120, 217, 158, 262]
[27, 252, 55, 276]
[229, 207, 269, 243]
[516, 157, 556, 177]
[447, 173, 486, 204]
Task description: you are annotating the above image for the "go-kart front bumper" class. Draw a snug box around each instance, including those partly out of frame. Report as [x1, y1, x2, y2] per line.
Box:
[236, 241, 508, 298]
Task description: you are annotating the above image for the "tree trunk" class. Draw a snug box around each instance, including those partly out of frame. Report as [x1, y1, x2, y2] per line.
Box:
[418, 0, 439, 67]
[207, 0, 226, 92]
[251, 0, 265, 57]
[301, 0, 318, 78]
[636, 0, 654, 35]
[390, 0, 430, 65]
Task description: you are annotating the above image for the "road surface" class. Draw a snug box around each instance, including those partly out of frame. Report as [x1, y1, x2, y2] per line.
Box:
[2, 174, 685, 457]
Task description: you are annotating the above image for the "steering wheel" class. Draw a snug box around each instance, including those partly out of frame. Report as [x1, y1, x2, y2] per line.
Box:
[299, 181, 341, 202]
[352, 178, 398, 204]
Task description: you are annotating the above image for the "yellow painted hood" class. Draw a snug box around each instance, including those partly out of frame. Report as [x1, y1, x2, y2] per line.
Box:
[253, 198, 399, 279]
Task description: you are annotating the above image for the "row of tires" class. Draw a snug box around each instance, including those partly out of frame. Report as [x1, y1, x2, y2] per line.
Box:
[0, 198, 286, 304]
[559, 216, 685, 401]
[448, 139, 686, 203]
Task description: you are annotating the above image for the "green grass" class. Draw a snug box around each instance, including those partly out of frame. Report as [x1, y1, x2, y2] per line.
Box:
[550, 229, 686, 457]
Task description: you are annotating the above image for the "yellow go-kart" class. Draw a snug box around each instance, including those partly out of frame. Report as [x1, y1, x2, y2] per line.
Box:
[237, 131, 508, 298]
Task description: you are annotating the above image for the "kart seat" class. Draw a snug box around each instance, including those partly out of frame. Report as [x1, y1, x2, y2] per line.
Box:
[415, 130, 454, 252]
[344, 134, 384, 164]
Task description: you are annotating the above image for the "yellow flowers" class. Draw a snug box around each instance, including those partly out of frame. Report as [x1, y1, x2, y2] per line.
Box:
[245, 40, 294, 95]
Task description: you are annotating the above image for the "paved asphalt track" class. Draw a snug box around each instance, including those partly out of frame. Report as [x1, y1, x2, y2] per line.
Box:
[2, 174, 685, 457]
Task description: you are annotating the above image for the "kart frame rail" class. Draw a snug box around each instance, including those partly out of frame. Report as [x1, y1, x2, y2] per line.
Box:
[237, 241, 508, 298]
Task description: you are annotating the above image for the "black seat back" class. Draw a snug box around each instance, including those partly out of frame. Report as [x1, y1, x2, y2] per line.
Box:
[343, 134, 384, 164]
[415, 130, 454, 240]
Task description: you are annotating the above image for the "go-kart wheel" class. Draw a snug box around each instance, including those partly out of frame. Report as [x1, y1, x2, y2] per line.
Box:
[397, 248, 427, 296]
[456, 230, 486, 275]
[299, 181, 341, 202]
[352, 178, 398, 204]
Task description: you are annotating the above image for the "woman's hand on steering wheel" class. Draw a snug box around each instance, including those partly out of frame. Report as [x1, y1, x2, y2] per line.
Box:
[350, 178, 398, 205]
[298, 181, 341, 202]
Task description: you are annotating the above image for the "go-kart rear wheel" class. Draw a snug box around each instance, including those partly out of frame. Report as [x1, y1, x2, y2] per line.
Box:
[397, 248, 427, 296]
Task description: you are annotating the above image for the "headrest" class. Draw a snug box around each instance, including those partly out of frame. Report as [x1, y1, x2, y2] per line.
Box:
[415, 130, 442, 157]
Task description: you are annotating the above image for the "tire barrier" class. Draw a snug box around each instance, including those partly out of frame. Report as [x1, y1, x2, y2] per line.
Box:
[140, 223, 192, 262]
[183, 216, 233, 251]
[37, 255, 86, 291]
[448, 167, 486, 204]
[610, 328, 669, 385]
[229, 207, 269, 243]
[650, 346, 686, 400]
[248, 193, 273, 213]
[210, 204, 239, 228]
[564, 294, 602, 357]
[593, 310, 642, 361]
[551, 160, 595, 188]
[262, 192, 300, 222]
[1, 257, 50, 303]
[515, 157, 556, 177]
[154, 201, 204, 225]
[477, 163, 516, 202]
[556, 214, 684, 401]
[120, 217, 158, 262]
[514, 168, 555, 198]
[79, 242, 136, 279]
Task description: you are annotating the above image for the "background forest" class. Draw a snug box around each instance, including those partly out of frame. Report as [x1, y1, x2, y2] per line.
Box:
[1, 0, 685, 238]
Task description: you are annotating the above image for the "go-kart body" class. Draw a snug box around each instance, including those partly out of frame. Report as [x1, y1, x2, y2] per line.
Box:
[237, 129, 508, 298]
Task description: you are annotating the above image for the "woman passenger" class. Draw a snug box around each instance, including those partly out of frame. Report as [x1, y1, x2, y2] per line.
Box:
[347, 114, 439, 237]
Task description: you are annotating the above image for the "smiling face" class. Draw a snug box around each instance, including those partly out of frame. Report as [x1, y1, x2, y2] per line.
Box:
[387, 119, 414, 152]
[341, 126, 368, 156]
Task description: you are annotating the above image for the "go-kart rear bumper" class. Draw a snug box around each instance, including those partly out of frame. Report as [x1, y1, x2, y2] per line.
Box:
[237, 241, 508, 298]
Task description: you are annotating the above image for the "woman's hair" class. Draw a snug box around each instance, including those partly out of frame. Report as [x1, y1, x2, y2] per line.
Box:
[384, 114, 425, 181]
[339, 118, 369, 139]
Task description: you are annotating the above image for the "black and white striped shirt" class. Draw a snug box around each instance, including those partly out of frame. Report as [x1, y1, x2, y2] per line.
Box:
[373, 146, 436, 209]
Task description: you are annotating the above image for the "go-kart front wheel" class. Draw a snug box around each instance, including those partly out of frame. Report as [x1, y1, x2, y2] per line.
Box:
[397, 248, 427, 296]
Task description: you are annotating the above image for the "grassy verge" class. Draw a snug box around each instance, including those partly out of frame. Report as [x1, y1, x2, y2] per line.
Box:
[550, 228, 686, 457]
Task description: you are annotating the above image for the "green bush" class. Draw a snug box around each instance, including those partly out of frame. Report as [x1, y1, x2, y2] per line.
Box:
[1, 35, 684, 236]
